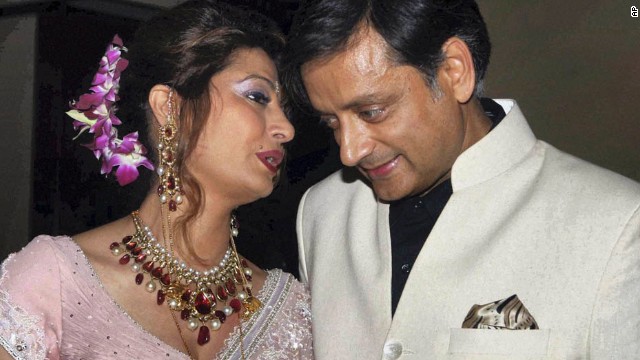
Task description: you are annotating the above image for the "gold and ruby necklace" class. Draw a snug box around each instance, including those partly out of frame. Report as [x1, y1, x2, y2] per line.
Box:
[109, 211, 261, 346]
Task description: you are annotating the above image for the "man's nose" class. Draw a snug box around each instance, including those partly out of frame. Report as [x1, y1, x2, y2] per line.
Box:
[337, 121, 373, 167]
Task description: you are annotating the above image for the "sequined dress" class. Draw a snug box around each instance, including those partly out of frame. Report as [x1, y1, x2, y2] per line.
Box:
[0, 236, 313, 359]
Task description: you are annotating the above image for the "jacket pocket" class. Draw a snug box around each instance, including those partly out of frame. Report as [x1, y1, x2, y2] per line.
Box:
[448, 328, 549, 357]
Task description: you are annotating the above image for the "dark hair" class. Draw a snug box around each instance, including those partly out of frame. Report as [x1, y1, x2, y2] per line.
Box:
[123, 0, 284, 258]
[282, 0, 491, 112]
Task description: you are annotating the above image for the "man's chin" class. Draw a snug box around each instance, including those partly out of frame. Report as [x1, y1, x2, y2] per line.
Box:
[371, 182, 411, 202]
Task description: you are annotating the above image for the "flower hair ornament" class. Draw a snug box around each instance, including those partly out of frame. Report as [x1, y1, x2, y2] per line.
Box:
[66, 35, 153, 186]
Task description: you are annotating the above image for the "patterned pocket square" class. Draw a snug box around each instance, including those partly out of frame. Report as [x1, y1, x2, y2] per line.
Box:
[462, 294, 539, 330]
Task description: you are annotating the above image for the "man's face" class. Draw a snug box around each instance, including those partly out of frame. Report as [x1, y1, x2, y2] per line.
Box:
[301, 28, 468, 201]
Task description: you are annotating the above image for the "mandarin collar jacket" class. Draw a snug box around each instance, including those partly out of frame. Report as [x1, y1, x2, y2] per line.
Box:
[296, 100, 640, 359]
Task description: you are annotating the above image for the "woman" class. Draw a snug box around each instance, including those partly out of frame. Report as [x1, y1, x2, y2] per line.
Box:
[0, 1, 312, 359]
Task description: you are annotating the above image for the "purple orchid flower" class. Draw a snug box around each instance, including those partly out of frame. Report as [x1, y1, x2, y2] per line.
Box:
[66, 35, 153, 186]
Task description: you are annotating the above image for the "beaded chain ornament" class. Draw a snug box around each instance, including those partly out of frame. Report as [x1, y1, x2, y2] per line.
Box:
[109, 211, 262, 348]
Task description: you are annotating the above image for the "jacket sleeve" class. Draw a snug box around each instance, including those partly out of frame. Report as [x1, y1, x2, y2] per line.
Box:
[589, 204, 640, 358]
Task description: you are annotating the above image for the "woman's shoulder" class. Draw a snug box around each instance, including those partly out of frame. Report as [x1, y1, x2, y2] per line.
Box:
[1, 235, 74, 281]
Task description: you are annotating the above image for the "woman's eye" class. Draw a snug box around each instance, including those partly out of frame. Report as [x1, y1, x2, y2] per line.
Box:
[246, 91, 271, 105]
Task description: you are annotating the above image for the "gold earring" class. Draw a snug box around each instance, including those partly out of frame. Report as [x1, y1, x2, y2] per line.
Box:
[156, 89, 183, 211]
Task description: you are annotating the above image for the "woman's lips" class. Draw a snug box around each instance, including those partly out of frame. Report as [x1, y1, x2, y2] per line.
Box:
[363, 156, 399, 179]
[256, 150, 284, 173]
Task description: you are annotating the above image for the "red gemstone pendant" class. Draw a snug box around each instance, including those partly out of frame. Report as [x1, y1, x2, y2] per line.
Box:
[151, 266, 164, 278]
[142, 261, 154, 272]
[181, 309, 190, 320]
[135, 273, 144, 285]
[119, 254, 131, 265]
[216, 285, 228, 301]
[195, 291, 213, 315]
[135, 254, 147, 263]
[157, 290, 165, 305]
[225, 278, 237, 296]
[160, 273, 171, 286]
[215, 310, 226, 324]
[229, 298, 242, 313]
[197, 326, 210, 345]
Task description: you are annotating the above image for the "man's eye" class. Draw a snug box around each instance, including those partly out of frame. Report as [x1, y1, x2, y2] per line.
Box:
[246, 91, 271, 105]
[319, 116, 339, 130]
[359, 109, 384, 120]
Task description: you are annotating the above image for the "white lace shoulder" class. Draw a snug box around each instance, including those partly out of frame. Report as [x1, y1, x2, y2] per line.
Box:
[0, 254, 47, 360]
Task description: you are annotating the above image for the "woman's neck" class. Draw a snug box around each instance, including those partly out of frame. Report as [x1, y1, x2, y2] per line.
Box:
[137, 190, 236, 270]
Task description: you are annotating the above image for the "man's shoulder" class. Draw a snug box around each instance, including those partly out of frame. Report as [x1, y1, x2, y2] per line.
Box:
[541, 142, 640, 198]
[301, 167, 376, 210]
[305, 167, 369, 196]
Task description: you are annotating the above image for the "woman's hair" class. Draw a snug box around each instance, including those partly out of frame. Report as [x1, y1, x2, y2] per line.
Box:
[124, 0, 285, 258]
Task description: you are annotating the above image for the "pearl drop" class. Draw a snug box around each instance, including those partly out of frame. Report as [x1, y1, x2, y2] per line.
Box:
[158, 143, 164, 150]
[111, 247, 122, 256]
[131, 263, 141, 272]
[231, 228, 239, 237]
[157, 166, 165, 176]
[223, 306, 233, 316]
[187, 319, 198, 331]
[168, 299, 178, 309]
[145, 281, 156, 292]
[244, 268, 253, 276]
[160, 194, 168, 204]
[237, 291, 247, 300]
[176, 195, 183, 204]
[211, 319, 221, 331]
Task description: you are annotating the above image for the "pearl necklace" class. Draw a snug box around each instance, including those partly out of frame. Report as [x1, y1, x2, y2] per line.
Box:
[109, 211, 261, 346]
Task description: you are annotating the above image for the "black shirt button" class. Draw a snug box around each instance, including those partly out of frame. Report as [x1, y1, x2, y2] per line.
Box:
[401, 263, 411, 273]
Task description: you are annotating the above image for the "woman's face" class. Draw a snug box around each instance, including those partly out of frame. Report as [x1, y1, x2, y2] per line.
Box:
[187, 47, 294, 206]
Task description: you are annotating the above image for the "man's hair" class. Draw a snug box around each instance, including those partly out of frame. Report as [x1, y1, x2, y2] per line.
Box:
[282, 0, 491, 113]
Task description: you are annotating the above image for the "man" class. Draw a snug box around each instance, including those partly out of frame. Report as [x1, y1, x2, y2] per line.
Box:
[283, 0, 640, 359]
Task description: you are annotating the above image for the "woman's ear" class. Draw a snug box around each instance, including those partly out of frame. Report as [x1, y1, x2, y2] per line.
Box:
[148, 85, 177, 127]
[438, 36, 476, 104]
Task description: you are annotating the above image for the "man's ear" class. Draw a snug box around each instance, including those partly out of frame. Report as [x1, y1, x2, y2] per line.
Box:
[148, 85, 178, 126]
[438, 37, 476, 104]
